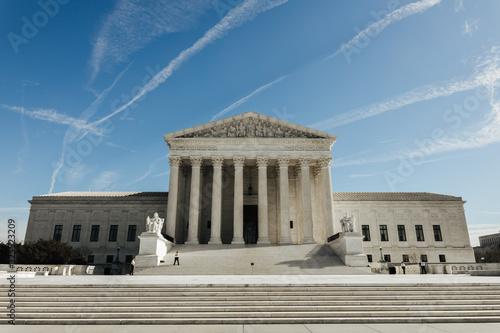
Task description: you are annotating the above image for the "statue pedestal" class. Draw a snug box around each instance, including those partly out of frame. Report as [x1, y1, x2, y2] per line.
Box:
[328, 232, 368, 267]
[135, 232, 173, 268]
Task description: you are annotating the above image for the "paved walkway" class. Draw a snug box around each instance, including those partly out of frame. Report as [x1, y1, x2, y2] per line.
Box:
[1, 323, 500, 332]
[3, 273, 500, 285]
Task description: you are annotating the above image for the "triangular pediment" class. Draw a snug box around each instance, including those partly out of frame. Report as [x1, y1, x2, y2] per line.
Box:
[163, 112, 337, 140]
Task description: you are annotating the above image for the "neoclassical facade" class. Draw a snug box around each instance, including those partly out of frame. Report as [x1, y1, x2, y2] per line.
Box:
[163, 112, 337, 245]
[24, 112, 476, 265]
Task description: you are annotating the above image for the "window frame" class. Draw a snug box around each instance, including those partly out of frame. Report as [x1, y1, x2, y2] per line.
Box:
[397, 225, 407, 242]
[415, 225, 425, 242]
[109, 225, 118, 242]
[380, 225, 389, 242]
[71, 225, 81, 242]
[53, 225, 63, 241]
[90, 225, 100, 242]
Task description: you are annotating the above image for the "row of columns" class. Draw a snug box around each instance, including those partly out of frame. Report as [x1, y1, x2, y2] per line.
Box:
[165, 155, 334, 244]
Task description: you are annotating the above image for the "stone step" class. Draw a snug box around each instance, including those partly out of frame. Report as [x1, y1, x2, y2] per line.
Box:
[8, 285, 500, 291]
[15, 309, 500, 317]
[11, 289, 500, 297]
[6, 293, 500, 301]
[135, 243, 371, 275]
[15, 316, 500, 325]
[14, 299, 500, 307]
[6, 281, 500, 324]
[18, 304, 500, 313]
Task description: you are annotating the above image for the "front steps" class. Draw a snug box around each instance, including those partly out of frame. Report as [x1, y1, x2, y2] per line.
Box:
[137, 244, 370, 275]
[4, 283, 500, 324]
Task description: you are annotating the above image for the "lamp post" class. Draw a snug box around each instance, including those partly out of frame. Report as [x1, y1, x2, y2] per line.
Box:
[379, 246, 384, 262]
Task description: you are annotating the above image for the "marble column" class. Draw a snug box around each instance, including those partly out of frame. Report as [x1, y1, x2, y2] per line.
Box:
[257, 156, 270, 244]
[209, 156, 224, 244]
[299, 157, 314, 243]
[232, 156, 245, 244]
[320, 157, 335, 237]
[166, 156, 181, 241]
[186, 156, 203, 244]
[278, 157, 292, 244]
[312, 165, 325, 243]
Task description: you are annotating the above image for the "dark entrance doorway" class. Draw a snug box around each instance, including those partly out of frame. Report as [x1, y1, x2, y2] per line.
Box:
[243, 205, 258, 244]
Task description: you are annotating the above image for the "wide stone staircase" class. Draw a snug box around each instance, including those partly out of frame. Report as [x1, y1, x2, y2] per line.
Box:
[4, 283, 500, 324]
[137, 244, 370, 275]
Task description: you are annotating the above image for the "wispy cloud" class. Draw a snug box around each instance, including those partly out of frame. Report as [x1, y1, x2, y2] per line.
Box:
[127, 155, 168, 187]
[311, 47, 500, 131]
[454, 0, 464, 12]
[90, 171, 121, 191]
[90, 0, 289, 128]
[478, 211, 500, 215]
[463, 19, 479, 36]
[89, 0, 212, 81]
[105, 141, 137, 153]
[325, 0, 442, 61]
[49, 64, 131, 193]
[211, 75, 289, 121]
[65, 164, 93, 184]
[349, 171, 385, 178]
[332, 47, 500, 168]
[1, 105, 104, 136]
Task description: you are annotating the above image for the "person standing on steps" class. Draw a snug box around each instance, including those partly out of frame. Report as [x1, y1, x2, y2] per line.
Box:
[130, 257, 136, 275]
[401, 262, 406, 274]
[173, 251, 180, 265]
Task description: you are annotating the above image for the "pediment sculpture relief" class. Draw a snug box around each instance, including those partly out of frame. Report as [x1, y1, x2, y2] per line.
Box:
[179, 119, 321, 138]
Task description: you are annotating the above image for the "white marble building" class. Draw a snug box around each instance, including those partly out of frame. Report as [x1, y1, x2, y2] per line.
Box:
[24, 112, 476, 265]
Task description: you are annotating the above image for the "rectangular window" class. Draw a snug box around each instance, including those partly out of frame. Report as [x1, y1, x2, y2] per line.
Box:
[53, 225, 63, 241]
[366, 254, 372, 263]
[71, 225, 81, 242]
[380, 225, 389, 241]
[439, 254, 446, 263]
[384, 254, 391, 263]
[90, 225, 100, 242]
[362, 225, 371, 241]
[415, 225, 425, 241]
[433, 225, 443, 241]
[127, 225, 137, 242]
[402, 254, 409, 262]
[397, 225, 407, 241]
[421, 254, 428, 262]
[106, 255, 114, 263]
[87, 255, 95, 264]
[109, 225, 118, 242]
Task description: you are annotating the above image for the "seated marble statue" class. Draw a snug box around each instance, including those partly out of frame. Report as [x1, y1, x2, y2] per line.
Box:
[341, 214, 355, 233]
[145, 213, 164, 235]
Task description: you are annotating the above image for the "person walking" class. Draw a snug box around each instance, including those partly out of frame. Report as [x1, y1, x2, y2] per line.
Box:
[401, 262, 406, 274]
[173, 251, 180, 265]
[130, 257, 136, 275]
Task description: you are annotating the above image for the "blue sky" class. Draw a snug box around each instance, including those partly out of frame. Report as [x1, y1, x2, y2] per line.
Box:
[1, 0, 499, 246]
